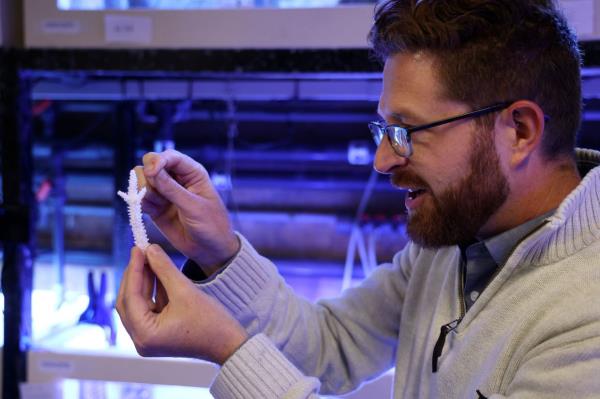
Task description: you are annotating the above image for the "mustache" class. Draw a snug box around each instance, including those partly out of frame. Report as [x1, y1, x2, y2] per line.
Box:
[390, 170, 430, 191]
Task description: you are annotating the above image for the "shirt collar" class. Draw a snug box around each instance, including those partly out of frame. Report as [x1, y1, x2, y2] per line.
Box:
[484, 209, 555, 266]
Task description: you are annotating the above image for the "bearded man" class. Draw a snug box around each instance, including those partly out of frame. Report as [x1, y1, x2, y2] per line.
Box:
[116, 1, 600, 398]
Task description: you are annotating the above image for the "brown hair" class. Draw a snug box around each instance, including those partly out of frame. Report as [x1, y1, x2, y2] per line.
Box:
[368, 0, 582, 159]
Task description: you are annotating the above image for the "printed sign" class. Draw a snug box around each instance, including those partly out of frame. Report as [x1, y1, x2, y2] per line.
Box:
[105, 14, 152, 44]
[37, 359, 75, 375]
[42, 19, 81, 35]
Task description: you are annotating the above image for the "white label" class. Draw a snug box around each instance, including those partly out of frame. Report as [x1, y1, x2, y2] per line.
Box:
[38, 359, 74, 375]
[105, 15, 152, 44]
[561, 0, 594, 36]
[42, 19, 81, 35]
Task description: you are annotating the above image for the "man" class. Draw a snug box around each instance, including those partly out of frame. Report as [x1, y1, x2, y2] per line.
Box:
[116, 0, 600, 397]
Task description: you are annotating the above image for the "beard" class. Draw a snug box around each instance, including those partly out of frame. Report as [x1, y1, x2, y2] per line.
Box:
[392, 131, 510, 248]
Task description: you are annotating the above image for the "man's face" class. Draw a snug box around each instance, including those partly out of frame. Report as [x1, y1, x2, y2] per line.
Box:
[375, 52, 510, 247]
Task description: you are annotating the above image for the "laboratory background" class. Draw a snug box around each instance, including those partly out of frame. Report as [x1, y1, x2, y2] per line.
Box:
[1, 1, 600, 398]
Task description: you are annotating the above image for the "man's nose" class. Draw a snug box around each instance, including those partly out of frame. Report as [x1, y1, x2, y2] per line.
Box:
[373, 137, 409, 174]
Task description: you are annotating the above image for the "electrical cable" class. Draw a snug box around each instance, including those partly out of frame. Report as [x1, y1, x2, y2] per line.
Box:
[353, 167, 379, 224]
[224, 98, 242, 232]
[341, 166, 379, 290]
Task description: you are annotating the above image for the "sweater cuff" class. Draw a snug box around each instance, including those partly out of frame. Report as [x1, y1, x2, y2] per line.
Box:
[181, 259, 209, 281]
[182, 234, 243, 283]
[198, 234, 278, 318]
[210, 334, 320, 399]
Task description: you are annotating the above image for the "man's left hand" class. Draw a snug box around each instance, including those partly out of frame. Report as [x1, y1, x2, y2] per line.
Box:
[116, 244, 248, 365]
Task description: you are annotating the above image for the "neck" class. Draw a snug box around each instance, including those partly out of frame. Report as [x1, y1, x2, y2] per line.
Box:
[477, 159, 581, 239]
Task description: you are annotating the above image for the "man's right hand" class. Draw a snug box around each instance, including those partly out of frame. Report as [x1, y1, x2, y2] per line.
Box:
[134, 149, 239, 276]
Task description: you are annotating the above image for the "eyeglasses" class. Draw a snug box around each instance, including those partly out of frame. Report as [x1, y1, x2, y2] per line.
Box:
[368, 102, 513, 157]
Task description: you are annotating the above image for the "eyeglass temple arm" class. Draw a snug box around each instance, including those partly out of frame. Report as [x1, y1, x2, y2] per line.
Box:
[406, 102, 513, 134]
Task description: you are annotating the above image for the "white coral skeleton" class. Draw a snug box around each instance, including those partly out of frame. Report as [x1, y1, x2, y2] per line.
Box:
[117, 169, 150, 251]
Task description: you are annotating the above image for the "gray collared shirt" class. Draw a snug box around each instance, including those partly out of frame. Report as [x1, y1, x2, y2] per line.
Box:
[461, 210, 555, 312]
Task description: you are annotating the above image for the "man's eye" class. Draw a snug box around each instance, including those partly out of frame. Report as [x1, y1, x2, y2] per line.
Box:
[392, 122, 413, 130]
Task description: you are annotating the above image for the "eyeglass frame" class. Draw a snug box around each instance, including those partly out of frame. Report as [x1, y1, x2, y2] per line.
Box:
[369, 101, 517, 158]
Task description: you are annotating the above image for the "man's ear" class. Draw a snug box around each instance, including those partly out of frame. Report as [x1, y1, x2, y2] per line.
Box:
[497, 100, 546, 168]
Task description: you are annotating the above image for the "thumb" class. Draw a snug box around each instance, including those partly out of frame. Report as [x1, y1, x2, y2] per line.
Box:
[145, 244, 191, 293]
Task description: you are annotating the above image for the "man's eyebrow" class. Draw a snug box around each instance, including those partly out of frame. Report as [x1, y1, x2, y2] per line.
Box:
[377, 108, 425, 124]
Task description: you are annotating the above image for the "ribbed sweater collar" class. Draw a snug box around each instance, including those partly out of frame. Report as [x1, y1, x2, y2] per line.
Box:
[519, 148, 600, 266]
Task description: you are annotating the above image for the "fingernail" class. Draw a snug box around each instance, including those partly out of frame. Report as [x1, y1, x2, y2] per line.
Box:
[147, 244, 159, 255]
[144, 161, 155, 175]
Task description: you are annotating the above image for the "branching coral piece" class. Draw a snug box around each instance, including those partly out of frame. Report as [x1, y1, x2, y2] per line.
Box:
[117, 169, 150, 251]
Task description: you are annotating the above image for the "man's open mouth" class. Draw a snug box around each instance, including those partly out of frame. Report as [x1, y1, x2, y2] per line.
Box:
[407, 188, 427, 200]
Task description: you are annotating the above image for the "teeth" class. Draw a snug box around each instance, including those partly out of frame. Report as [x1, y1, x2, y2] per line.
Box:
[407, 188, 426, 200]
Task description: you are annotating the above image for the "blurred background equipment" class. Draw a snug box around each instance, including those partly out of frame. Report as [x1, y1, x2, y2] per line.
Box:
[2, 0, 600, 398]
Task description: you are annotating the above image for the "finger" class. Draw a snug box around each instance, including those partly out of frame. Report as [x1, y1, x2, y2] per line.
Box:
[118, 246, 143, 302]
[143, 150, 204, 183]
[116, 247, 135, 309]
[143, 151, 228, 225]
[143, 150, 215, 199]
[144, 167, 200, 216]
[145, 244, 191, 294]
[133, 166, 147, 190]
[142, 258, 156, 309]
[127, 246, 146, 295]
[122, 246, 153, 313]
[135, 165, 171, 215]
[154, 279, 168, 311]
[117, 247, 156, 339]
[141, 191, 169, 218]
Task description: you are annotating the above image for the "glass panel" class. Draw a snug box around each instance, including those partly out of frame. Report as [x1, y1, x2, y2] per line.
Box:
[58, 0, 376, 10]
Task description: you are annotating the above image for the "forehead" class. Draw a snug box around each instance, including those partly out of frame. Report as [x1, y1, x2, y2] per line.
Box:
[379, 52, 449, 121]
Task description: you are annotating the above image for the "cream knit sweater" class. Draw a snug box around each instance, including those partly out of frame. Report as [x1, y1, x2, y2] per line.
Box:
[201, 149, 600, 399]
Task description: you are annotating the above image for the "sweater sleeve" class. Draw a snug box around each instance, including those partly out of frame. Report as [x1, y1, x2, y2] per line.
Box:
[210, 333, 320, 399]
[199, 234, 413, 395]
